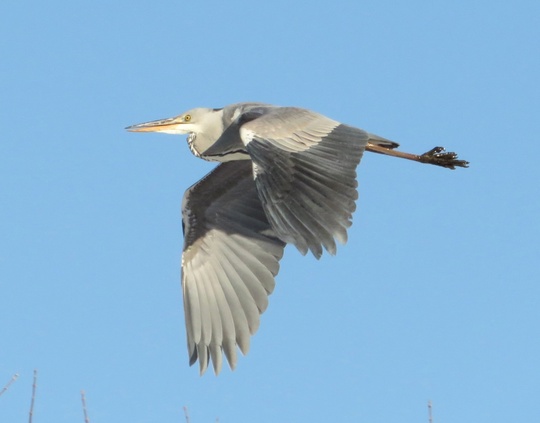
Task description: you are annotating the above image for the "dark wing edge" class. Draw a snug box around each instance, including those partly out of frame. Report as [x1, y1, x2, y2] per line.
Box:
[181, 161, 285, 375]
[245, 115, 368, 259]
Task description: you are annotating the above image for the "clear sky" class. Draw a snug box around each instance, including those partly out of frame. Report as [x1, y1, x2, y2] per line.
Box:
[1, 0, 539, 422]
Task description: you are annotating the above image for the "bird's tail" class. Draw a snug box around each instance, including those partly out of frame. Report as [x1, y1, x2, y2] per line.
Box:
[367, 133, 399, 149]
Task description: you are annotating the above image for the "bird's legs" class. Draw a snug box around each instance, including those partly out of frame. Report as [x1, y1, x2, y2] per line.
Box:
[366, 143, 469, 170]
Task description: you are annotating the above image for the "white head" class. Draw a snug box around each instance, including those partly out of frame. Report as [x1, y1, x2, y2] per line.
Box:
[126, 107, 222, 135]
[126, 107, 228, 159]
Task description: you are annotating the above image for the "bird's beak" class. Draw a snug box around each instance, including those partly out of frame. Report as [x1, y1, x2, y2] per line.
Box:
[125, 116, 185, 134]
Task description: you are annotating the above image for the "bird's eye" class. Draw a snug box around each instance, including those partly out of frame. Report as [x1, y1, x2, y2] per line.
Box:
[184, 114, 191, 122]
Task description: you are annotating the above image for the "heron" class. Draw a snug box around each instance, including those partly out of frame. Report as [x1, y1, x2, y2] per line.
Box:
[126, 102, 468, 375]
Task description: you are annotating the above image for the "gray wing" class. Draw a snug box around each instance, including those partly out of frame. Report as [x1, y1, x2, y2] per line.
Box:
[182, 161, 285, 375]
[240, 107, 368, 258]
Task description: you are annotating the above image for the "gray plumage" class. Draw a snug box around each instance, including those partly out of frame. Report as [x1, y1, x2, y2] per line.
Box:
[126, 102, 468, 375]
[181, 161, 285, 374]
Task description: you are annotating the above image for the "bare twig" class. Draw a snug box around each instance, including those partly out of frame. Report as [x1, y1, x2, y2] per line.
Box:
[428, 400, 433, 423]
[29, 370, 37, 423]
[0, 373, 19, 398]
[81, 390, 91, 423]
[183, 406, 191, 423]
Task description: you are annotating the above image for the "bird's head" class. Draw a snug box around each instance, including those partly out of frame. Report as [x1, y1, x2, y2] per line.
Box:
[126, 108, 220, 136]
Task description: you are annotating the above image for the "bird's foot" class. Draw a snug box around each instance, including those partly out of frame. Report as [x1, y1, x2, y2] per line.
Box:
[419, 147, 469, 170]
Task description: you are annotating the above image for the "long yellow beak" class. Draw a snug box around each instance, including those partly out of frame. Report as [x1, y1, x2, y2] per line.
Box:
[125, 116, 183, 133]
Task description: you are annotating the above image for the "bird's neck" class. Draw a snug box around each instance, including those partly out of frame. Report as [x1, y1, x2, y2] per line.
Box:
[189, 110, 225, 159]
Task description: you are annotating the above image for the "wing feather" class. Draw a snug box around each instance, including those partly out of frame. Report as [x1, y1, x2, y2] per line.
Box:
[182, 161, 285, 374]
[241, 109, 367, 258]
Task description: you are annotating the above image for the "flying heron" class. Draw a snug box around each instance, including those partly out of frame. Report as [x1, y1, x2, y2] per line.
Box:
[126, 102, 468, 375]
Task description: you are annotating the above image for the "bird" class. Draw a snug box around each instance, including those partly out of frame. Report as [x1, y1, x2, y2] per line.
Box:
[126, 102, 468, 375]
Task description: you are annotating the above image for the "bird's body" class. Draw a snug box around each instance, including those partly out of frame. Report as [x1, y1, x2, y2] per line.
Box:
[127, 102, 468, 375]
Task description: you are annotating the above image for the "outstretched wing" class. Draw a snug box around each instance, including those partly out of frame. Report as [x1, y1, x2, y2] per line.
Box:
[240, 107, 368, 258]
[181, 161, 285, 375]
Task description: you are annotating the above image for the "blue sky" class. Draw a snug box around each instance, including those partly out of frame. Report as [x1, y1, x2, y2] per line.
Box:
[1, 0, 539, 421]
